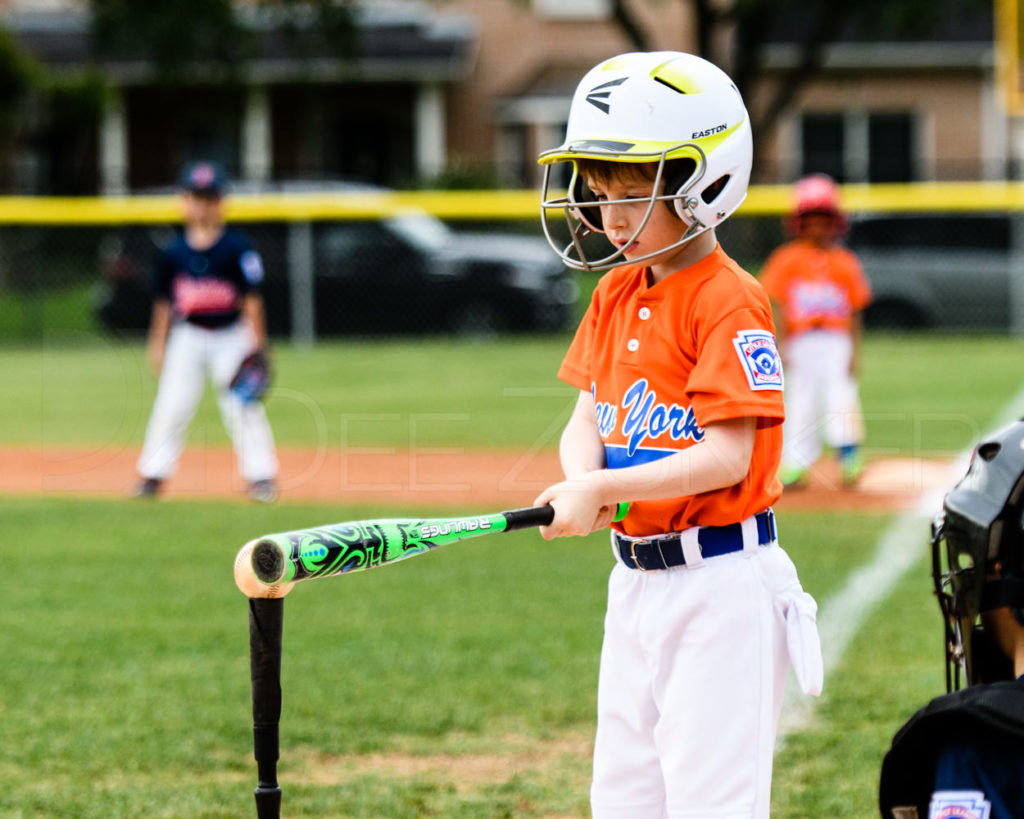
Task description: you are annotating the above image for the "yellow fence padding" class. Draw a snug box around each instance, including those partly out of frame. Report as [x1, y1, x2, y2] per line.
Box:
[0, 183, 1022, 224]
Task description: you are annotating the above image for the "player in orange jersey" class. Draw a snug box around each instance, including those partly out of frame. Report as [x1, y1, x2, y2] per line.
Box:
[759, 174, 872, 489]
[533, 52, 822, 819]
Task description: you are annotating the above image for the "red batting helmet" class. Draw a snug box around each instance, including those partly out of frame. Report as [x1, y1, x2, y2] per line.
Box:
[787, 173, 847, 235]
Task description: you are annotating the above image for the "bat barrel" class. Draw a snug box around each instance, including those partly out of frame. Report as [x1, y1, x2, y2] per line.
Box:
[248, 504, 632, 590]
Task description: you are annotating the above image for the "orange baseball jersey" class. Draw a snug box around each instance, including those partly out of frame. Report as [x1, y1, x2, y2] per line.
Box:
[759, 239, 872, 337]
[559, 244, 785, 537]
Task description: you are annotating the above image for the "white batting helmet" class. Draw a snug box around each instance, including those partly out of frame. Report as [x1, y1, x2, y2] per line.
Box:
[538, 51, 753, 271]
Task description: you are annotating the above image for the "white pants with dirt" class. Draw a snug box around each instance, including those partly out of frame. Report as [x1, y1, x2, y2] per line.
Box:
[137, 320, 278, 483]
[590, 523, 821, 819]
[781, 329, 862, 471]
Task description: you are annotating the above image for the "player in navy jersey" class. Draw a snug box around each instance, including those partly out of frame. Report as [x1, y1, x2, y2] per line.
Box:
[879, 420, 1024, 819]
[134, 160, 278, 502]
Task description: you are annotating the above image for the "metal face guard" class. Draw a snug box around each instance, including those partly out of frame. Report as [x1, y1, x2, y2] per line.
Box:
[538, 144, 708, 272]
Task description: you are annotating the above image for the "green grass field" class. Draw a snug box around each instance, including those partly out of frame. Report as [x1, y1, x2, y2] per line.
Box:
[2, 332, 1024, 817]
[5, 330, 1024, 452]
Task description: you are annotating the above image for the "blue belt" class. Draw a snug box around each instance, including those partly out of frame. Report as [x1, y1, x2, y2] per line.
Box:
[614, 509, 776, 571]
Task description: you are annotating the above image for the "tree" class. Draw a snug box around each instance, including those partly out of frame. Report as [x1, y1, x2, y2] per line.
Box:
[89, 0, 251, 84]
[609, 0, 991, 172]
[87, 0, 356, 84]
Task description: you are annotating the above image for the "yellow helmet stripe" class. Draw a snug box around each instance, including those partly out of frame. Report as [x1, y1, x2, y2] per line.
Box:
[537, 120, 742, 167]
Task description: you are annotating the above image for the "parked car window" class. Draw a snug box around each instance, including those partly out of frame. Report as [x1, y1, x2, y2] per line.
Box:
[318, 222, 391, 266]
[845, 213, 1014, 329]
[387, 213, 451, 254]
[848, 215, 1010, 251]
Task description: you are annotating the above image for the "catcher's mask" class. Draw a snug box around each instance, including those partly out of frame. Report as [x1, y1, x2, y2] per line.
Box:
[932, 418, 1024, 691]
[537, 51, 752, 272]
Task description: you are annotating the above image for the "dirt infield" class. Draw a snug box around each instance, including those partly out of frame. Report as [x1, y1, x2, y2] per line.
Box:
[0, 444, 958, 512]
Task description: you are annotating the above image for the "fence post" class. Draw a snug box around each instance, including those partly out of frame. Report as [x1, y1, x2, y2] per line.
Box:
[287, 221, 315, 347]
[1011, 213, 1024, 337]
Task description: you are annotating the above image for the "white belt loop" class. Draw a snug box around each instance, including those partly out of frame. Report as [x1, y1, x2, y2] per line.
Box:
[609, 529, 626, 566]
[740, 514, 759, 557]
[679, 527, 705, 569]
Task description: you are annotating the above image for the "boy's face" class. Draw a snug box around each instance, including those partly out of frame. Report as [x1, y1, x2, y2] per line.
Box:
[797, 212, 837, 246]
[584, 165, 689, 271]
[180, 190, 225, 226]
[980, 606, 1023, 673]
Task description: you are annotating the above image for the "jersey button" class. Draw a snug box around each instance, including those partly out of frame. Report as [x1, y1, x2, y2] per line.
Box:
[638, 307, 651, 320]
[627, 338, 639, 352]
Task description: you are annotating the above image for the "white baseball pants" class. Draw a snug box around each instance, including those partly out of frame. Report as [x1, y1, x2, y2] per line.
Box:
[137, 321, 278, 483]
[591, 536, 818, 818]
[780, 329, 863, 470]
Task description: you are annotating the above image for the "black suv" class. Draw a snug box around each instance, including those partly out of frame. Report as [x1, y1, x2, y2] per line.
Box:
[93, 186, 578, 337]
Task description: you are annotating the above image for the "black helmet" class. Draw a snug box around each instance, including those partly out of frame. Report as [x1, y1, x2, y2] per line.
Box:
[178, 160, 228, 197]
[933, 419, 1024, 691]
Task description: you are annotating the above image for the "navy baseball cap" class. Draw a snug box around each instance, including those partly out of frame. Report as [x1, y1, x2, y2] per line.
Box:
[178, 160, 228, 196]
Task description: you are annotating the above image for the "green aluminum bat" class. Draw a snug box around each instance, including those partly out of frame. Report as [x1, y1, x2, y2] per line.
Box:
[250, 502, 630, 587]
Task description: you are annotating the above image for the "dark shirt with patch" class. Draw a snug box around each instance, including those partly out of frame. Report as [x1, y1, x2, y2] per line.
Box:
[879, 677, 1024, 818]
[153, 228, 264, 329]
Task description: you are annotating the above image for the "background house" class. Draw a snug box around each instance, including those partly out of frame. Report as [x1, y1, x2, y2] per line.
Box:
[2, 1, 477, 193]
[0, 0, 1010, 194]
[751, 4, 1005, 183]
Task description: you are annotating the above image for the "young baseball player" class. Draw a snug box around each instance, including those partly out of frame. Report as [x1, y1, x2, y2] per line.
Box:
[533, 52, 822, 818]
[879, 419, 1024, 819]
[134, 160, 279, 503]
[759, 174, 872, 489]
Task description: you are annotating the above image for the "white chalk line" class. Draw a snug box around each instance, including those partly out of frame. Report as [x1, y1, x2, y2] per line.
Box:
[776, 387, 1024, 744]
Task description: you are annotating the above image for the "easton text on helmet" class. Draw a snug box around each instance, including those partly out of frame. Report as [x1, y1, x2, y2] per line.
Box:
[692, 123, 727, 139]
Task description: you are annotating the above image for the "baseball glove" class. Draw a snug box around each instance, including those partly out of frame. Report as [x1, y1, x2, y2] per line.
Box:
[230, 349, 271, 403]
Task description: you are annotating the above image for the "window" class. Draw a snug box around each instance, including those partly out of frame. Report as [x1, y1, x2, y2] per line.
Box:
[800, 115, 845, 181]
[533, 0, 611, 19]
[848, 215, 1010, 252]
[868, 114, 913, 183]
[800, 111, 917, 183]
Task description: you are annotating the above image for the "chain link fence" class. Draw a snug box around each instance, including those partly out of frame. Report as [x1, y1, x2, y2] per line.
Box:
[0, 190, 1021, 343]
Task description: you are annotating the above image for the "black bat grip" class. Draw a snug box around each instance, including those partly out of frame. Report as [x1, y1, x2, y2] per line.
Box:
[249, 597, 284, 819]
[502, 501, 629, 532]
[502, 504, 555, 531]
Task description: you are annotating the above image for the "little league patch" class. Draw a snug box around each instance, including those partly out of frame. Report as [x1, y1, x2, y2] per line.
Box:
[928, 790, 992, 819]
[733, 330, 784, 391]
